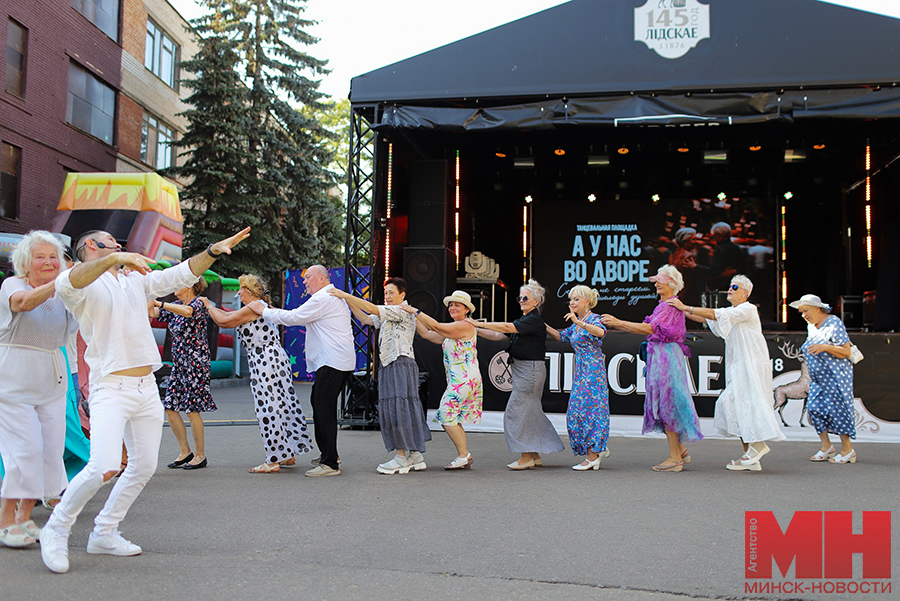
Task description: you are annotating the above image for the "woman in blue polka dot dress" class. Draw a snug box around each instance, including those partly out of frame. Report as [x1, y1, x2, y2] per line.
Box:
[790, 295, 856, 464]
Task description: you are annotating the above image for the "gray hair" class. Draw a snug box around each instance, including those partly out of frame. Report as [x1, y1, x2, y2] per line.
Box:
[711, 222, 732, 237]
[12, 230, 66, 278]
[731, 274, 753, 295]
[521, 279, 547, 312]
[674, 227, 696, 246]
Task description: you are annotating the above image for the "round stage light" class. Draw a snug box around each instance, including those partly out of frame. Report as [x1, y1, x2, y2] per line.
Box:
[749, 144, 762, 151]
[783, 191, 793, 199]
[717, 192, 727, 201]
[652, 194, 660, 203]
[677, 147, 689, 153]
[525, 195, 533, 204]
[617, 146, 629, 155]
[588, 193, 596, 202]
[554, 148, 566, 156]
[813, 143, 826, 150]
[495, 151, 507, 158]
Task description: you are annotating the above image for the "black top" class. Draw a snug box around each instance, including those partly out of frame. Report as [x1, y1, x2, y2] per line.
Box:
[507, 310, 546, 361]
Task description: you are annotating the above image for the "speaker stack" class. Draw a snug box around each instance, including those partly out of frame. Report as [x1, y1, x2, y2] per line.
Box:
[404, 247, 456, 317]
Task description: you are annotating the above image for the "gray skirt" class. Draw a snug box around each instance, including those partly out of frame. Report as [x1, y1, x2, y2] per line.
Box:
[378, 356, 431, 453]
[503, 360, 565, 454]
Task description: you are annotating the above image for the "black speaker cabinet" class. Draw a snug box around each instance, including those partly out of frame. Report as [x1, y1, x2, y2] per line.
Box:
[408, 160, 449, 247]
[404, 247, 456, 318]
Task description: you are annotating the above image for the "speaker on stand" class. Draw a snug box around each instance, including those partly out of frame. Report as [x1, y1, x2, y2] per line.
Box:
[404, 247, 456, 317]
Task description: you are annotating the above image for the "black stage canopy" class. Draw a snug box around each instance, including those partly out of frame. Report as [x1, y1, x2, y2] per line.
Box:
[350, 0, 900, 128]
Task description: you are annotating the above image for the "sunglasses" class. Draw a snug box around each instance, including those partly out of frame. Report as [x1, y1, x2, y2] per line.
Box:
[516, 295, 530, 303]
[730, 284, 740, 291]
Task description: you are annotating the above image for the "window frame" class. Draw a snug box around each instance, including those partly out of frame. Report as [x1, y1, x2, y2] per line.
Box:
[0, 141, 22, 221]
[144, 19, 179, 90]
[70, 0, 119, 42]
[66, 61, 116, 145]
[141, 112, 175, 169]
[5, 18, 27, 98]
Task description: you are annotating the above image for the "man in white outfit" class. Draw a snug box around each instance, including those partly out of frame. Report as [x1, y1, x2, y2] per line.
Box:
[248, 265, 354, 476]
[40, 227, 250, 574]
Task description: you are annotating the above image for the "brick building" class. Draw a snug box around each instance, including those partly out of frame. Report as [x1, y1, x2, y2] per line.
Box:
[0, 0, 197, 238]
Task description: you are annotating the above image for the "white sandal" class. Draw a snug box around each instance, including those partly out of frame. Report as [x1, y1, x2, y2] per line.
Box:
[829, 449, 856, 464]
[810, 446, 836, 462]
[0, 524, 37, 548]
[740, 443, 770, 466]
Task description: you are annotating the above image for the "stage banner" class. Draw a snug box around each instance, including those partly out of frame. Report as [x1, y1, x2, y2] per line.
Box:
[283, 267, 370, 381]
[531, 196, 777, 325]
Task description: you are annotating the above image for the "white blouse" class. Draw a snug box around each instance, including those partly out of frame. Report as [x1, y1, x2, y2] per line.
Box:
[370, 303, 416, 367]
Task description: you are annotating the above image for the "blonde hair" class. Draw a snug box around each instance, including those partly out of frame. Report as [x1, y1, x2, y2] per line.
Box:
[731, 274, 753, 295]
[521, 279, 547, 312]
[238, 274, 270, 304]
[569, 285, 599, 308]
[12, 230, 65, 277]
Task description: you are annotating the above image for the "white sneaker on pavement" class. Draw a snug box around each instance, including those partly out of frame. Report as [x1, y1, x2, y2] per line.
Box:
[41, 523, 70, 573]
[305, 464, 341, 477]
[408, 451, 427, 471]
[86, 530, 142, 556]
[377, 455, 412, 475]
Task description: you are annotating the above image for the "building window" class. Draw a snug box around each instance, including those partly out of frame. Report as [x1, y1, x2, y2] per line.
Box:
[141, 113, 174, 169]
[145, 20, 178, 89]
[66, 62, 115, 144]
[0, 142, 21, 220]
[6, 20, 27, 98]
[71, 0, 119, 42]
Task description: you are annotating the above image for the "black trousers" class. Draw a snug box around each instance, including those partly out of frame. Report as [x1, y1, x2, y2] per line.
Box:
[311, 366, 350, 470]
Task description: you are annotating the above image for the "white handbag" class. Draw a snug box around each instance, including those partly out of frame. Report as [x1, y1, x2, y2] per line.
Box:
[849, 344, 864, 364]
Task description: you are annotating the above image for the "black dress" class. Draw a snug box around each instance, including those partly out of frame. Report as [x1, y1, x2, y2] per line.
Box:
[157, 298, 217, 413]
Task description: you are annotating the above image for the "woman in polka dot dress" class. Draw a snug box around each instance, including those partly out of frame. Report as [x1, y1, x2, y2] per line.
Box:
[790, 295, 857, 464]
[201, 275, 312, 473]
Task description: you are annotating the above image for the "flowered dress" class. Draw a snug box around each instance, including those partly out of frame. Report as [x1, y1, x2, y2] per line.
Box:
[803, 315, 855, 438]
[436, 332, 483, 425]
[642, 299, 703, 441]
[559, 313, 610, 455]
[157, 297, 217, 413]
[238, 316, 313, 463]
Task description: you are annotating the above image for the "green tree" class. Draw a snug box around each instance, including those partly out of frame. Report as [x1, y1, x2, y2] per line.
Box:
[174, 0, 343, 300]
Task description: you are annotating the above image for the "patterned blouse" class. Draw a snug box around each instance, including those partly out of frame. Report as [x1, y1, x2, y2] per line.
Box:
[370, 303, 416, 367]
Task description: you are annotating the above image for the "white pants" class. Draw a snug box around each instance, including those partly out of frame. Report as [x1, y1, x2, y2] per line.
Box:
[47, 374, 163, 536]
[0, 396, 67, 499]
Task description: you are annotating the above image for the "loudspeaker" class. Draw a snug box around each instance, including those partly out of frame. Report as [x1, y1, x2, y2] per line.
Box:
[408, 160, 449, 247]
[404, 246, 456, 317]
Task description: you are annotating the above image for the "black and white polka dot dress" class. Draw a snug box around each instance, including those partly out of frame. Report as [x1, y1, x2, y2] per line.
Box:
[238, 316, 313, 463]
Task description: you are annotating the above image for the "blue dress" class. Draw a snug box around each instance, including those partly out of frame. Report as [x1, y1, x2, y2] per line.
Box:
[802, 315, 855, 438]
[559, 313, 610, 455]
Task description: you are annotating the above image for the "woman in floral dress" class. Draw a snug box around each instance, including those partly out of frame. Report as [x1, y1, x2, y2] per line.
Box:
[153, 277, 216, 470]
[547, 285, 610, 471]
[403, 291, 482, 470]
[202, 275, 313, 473]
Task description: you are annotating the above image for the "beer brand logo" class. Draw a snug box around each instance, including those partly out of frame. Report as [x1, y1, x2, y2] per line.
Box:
[634, 0, 710, 60]
[488, 351, 513, 392]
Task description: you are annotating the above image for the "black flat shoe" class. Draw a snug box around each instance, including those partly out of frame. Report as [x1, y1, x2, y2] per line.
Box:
[167, 453, 194, 469]
[183, 458, 207, 470]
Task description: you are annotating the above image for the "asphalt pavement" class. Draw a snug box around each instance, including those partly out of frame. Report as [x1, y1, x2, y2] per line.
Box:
[1, 381, 897, 601]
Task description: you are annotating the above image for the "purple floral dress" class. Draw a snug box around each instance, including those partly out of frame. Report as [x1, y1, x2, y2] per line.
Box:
[157, 297, 217, 413]
[559, 313, 609, 455]
[642, 299, 702, 441]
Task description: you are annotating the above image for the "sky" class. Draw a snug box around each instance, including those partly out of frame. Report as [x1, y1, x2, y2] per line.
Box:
[168, 0, 900, 101]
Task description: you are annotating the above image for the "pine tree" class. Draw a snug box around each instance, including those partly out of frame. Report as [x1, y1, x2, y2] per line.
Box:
[172, 0, 343, 299]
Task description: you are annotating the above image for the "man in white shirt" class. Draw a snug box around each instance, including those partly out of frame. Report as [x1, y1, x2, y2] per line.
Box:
[40, 227, 250, 574]
[249, 265, 354, 476]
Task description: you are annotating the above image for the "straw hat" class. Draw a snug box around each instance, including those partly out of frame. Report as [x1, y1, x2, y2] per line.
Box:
[789, 294, 831, 311]
[443, 290, 476, 315]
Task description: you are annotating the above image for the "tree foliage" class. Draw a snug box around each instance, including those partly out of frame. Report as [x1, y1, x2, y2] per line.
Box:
[169, 0, 344, 302]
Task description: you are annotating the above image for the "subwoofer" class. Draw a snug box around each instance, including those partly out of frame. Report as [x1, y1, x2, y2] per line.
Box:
[404, 247, 456, 318]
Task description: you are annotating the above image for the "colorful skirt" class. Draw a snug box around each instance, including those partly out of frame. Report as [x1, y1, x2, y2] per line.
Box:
[643, 342, 703, 442]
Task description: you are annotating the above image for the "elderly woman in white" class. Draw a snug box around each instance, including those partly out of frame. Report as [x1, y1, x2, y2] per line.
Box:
[0, 231, 75, 547]
[668, 275, 785, 471]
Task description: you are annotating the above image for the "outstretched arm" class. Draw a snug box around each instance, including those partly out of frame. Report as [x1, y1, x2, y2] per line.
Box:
[67, 252, 156, 289]
[667, 297, 715, 322]
[186, 227, 251, 277]
[9, 280, 57, 312]
[154, 299, 193, 318]
[199, 297, 257, 328]
[600, 314, 654, 336]
[348, 302, 374, 326]
[329, 288, 379, 317]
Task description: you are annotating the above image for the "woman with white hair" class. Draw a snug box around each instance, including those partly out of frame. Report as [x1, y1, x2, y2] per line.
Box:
[0, 231, 75, 547]
[473, 279, 564, 470]
[790, 294, 856, 463]
[547, 285, 610, 470]
[668, 275, 785, 471]
[601, 265, 702, 472]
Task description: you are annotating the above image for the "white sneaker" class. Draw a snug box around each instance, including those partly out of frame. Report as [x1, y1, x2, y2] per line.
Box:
[41, 524, 70, 573]
[377, 455, 412, 475]
[408, 451, 427, 471]
[305, 464, 341, 477]
[86, 530, 142, 556]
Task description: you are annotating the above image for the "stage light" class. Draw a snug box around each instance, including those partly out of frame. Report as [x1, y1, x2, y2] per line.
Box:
[677, 146, 689, 153]
[495, 151, 507, 158]
[717, 192, 727, 201]
[617, 146, 629, 155]
[703, 150, 728, 163]
[813, 143, 825, 150]
[784, 149, 807, 162]
[783, 191, 793, 199]
[514, 157, 534, 168]
[385, 143, 393, 275]
[749, 144, 762, 152]
[587, 155, 609, 166]
[781, 204, 787, 323]
[588, 193, 596, 202]
[651, 194, 660, 203]
[865, 143, 872, 267]
[554, 148, 566, 156]
[455, 150, 460, 269]
[524, 195, 533, 204]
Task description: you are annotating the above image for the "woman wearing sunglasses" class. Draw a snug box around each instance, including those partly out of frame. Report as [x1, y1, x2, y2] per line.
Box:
[471, 279, 564, 469]
[668, 275, 785, 471]
[601, 265, 702, 472]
